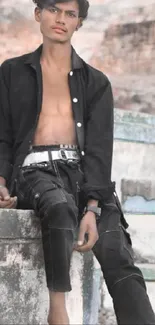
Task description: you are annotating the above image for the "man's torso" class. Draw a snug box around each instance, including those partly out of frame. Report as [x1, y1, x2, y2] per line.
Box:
[33, 58, 76, 146]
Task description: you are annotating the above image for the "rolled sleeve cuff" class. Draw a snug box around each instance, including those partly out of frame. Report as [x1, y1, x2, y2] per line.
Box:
[82, 182, 116, 202]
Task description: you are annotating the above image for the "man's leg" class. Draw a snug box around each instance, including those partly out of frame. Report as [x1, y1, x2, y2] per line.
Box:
[92, 194, 155, 325]
[41, 222, 76, 325]
[48, 292, 69, 325]
[16, 165, 78, 324]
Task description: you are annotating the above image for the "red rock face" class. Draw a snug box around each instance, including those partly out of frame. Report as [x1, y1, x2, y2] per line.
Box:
[0, 0, 155, 114]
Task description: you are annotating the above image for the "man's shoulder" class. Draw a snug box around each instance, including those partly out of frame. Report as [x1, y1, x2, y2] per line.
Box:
[82, 60, 111, 97]
[1, 52, 31, 69]
[83, 60, 110, 87]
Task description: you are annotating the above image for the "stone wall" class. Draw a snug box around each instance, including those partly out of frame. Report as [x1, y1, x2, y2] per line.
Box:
[113, 109, 155, 197]
[99, 20, 155, 74]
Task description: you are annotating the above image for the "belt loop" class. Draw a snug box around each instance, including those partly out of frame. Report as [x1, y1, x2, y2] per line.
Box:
[48, 150, 53, 161]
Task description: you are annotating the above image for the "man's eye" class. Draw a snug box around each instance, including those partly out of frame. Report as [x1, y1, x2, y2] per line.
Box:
[48, 7, 58, 13]
[67, 12, 76, 18]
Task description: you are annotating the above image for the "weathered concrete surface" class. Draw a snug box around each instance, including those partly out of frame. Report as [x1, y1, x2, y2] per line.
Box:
[0, 209, 101, 325]
[113, 110, 155, 198]
[127, 214, 155, 265]
[121, 179, 155, 201]
[121, 179, 155, 213]
[92, 18, 155, 74]
[114, 108, 155, 144]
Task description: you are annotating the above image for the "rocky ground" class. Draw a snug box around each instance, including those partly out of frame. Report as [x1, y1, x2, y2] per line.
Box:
[0, 0, 155, 114]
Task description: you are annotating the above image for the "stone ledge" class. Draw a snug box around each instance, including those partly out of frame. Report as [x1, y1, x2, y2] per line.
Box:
[0, 209, 101, 325]
[0, 209, 40, 239]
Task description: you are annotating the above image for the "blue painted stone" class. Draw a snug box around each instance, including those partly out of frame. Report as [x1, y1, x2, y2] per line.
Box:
[123, 196, 155, 214]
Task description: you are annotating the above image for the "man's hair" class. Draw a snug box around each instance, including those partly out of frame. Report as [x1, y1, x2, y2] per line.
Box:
[32, 0, 89, 20]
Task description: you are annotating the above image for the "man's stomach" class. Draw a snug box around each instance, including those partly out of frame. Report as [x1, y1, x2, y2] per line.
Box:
[33, 116, 77, 145]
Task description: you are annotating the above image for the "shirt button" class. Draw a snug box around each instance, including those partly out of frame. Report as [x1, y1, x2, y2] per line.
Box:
[73, 98, 78, 103]
[35, 193, 40, 199]
[81, 151, 85, 156]
[70, 71, 73, 76]
[77, 122, 82, 127]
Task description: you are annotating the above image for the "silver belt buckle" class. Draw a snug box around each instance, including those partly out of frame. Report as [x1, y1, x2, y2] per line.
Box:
[59, 149, 78, 161]
[59, 149, 69, 160]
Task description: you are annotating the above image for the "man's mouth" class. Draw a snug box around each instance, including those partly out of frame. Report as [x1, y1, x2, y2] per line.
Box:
[52, 26, 67, 33]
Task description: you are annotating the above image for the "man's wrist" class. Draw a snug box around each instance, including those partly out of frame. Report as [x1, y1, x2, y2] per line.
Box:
[0, 177, 6, 187]
[87, 199, 99, 207]
[84, 205, 101, 217]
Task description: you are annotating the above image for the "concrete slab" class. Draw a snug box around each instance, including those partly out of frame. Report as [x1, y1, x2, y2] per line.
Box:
[0, 209, 101, 325]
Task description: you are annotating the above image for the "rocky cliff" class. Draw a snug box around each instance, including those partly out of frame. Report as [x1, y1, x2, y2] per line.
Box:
[0, 0, 155, 114]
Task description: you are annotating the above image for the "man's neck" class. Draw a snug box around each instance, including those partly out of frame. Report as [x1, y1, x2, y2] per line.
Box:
[41, 39, 72, 73]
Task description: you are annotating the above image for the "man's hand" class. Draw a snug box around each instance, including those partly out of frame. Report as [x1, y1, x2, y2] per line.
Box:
[75, 211, 99, 252]
[0, 186, 17, 209]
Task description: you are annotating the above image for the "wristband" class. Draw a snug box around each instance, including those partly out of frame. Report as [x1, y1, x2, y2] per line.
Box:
[83, 205, 101, 217]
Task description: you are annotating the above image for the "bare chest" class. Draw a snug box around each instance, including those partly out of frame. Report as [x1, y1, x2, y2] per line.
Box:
[41, 67, 72, 116]
[33, 64, 76, 145]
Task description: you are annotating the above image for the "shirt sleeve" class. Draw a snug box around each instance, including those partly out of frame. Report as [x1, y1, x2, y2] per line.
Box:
[0, 63, 13, 183]
[82, 76, 115, 202]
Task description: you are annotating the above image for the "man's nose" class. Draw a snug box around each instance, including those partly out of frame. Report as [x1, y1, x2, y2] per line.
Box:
[55, 12, 66, 25]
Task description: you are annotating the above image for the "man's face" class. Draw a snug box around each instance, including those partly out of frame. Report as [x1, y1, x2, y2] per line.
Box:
[35, 0, 82, 43]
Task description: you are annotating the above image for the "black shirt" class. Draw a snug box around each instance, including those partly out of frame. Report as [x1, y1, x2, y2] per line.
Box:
[0, 45, 115, 202]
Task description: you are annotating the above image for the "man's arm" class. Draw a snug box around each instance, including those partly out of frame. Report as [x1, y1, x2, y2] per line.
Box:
[0, 63, 17, 208]
[76, 74, 114, 253]
[82, 75, 115, 203]
[0, 62, 13, 184]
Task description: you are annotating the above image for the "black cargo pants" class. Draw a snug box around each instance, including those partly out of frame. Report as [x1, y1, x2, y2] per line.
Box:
[16, 148, 155, 325]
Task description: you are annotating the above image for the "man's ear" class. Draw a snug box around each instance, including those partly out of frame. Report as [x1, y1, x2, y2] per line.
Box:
[34, 7, 41, 22]
[76, 17, 83, 30]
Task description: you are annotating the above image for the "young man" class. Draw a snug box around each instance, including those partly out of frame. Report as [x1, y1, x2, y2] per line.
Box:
[0, 0, 155, 324]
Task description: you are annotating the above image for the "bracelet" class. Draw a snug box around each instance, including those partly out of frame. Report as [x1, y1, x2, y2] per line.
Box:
[0, 185, 5, 188]
[83, 205, 101, 217]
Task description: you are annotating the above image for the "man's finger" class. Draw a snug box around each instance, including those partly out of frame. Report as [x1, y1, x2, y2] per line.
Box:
[6, 198, 17, 209]
[0, 197, 17, 209]
[76, 232, 98, 252]
[0, 200, 12, 208]
[0, 187, 10, 201]
[8, 197, 18, 208]
[77, 222, 87, 247]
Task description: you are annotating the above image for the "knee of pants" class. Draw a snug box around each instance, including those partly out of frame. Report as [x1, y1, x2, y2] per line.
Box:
[93, 227, 135, 288]
[36, 189, 78, 230]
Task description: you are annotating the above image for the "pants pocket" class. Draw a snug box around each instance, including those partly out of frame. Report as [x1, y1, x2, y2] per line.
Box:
[114, 192, 129, 229]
